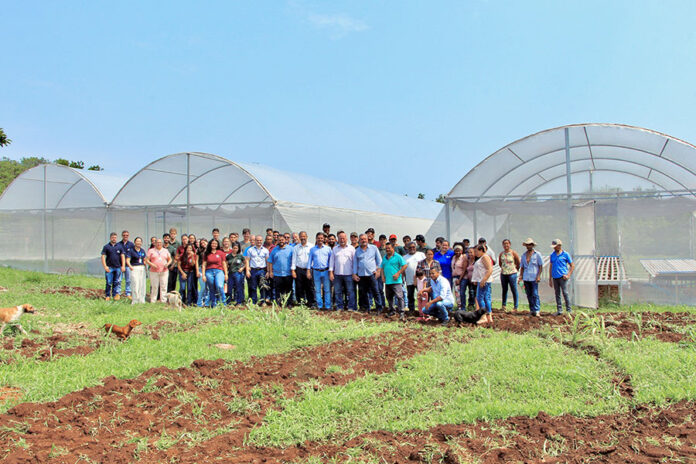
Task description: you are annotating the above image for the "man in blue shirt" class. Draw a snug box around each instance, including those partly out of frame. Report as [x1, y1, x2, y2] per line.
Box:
[268, 235, 294, 306]
[308, 232, 333, 310]
[352, 234, 383, 312]
[380, 242, 407, 319]
[549, 239, 574, 315]
[101, 232, 124, 301]
[420, 266, 454, 326]
[518, 238, 544, 316]
[115, 230, 134, 300]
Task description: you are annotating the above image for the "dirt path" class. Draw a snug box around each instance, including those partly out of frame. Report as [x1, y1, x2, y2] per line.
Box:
[0, 328, 439, 463]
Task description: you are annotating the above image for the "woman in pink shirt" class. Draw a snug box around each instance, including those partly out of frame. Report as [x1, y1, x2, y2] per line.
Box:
[145, 238, 172, 303]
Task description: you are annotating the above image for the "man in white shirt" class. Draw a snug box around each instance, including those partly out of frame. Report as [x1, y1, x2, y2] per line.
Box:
[419, 266, 454, 326]
[329, 231, 356, 311]
[245, 235, 270, 305]
[290, 231, 314, 307]
[403, 241, 426, 314]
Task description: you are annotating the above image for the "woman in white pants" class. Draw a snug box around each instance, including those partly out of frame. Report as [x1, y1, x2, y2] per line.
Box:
[145, 238, 172, 303]
[126, 237, 148, 304]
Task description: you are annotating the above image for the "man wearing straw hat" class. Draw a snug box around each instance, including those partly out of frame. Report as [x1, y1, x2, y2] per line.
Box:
[518, 238, 544, 316]
[549, 238, 574, 315]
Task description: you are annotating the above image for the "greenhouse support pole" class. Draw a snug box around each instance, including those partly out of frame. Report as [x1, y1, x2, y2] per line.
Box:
[472, 209, 477, 243]
[42, 165, 48, 273]
[186, 153, 191, 234]
[564, 128, 575, 304]
[445, 198, 451, 242]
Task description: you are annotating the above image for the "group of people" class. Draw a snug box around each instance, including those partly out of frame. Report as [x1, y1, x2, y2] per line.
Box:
[100, 223, 575, 325]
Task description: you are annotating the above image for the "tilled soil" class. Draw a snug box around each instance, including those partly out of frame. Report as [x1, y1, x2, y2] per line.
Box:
[2, 334, 99, 365]
[314, 308, 695, 343]
[268, 400, 696, 464]
[41, 285, 105, 300]
[0, 328, 438, 463]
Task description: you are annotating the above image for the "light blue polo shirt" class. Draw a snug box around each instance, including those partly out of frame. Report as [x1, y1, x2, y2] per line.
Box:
[268, 245, 294, 277]
[380, 253, 406, 285]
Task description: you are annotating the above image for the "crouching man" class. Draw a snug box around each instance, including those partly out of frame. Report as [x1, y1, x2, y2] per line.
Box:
[419, 266, 454, 326]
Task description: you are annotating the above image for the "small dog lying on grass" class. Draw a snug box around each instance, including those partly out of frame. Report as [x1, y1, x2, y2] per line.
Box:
[452, 308, 487, 325]
[165, 291, 183, 311]
[103, 320, 142, 341]
[0, 304, 35, 336]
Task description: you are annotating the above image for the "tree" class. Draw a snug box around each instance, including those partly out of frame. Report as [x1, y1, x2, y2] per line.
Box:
[88, 165, 103, 171]
[0, 128, 10, 147]
[69, 160, 84, 169]
[55, 158, 70, 166]
[0, 156, 48, 194]
[435, 194, 446, 204]
[417, 193, 425, 199]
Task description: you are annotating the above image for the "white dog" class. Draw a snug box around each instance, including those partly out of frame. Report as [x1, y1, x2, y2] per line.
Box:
[165, 291, 183, 312]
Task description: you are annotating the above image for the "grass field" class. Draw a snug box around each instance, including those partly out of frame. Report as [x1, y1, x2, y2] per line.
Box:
[0, 266, 694, 463]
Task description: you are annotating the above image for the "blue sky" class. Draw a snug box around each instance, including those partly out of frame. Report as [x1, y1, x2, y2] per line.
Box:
[2, 1, 696, 200]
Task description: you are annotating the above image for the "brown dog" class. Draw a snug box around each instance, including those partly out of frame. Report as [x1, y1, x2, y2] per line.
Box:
[103, 319, 142, 341]
[0, 304, 35, 336]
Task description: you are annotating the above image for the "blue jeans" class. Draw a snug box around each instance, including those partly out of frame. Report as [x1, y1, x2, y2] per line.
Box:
[247, 268, 266, 304]
[458, 278, 469, 309]
[313, 269, 331, 309]
[500, 273, 518, 309]
[476, 282, 492, 313]
[197, 266, 209, 307]
[105, 267, 122, 298]
[121, 266, 131, 296]
[333, 275, 356, 310]
[179, 270, 197, 306]
[423, 300, 453, 322]
[229, 272, 246, 305]
[205, 269, 225, 307]
[553, 277, 571, 313]
[523, 281, 540, 314]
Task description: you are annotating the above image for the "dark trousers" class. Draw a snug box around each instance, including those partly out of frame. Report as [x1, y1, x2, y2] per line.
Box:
[180, 271, 197, 306]
[273, 275, 293, 305]
[357, 274, 383, 312]
[229, 272, 246, 305]
[247, 268, 266, 304]
[407, 284, 417, 312]
[385, 283, 405, 313]
[167, 267, 178, 293]
[467, 281, 477, 308]
[294, 268, 315, 306]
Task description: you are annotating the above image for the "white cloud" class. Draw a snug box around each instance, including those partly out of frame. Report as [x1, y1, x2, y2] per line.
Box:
[307, 13, 368, 38]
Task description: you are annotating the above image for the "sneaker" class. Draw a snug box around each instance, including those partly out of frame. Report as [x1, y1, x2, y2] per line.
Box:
[114, 294, 121, 301]
[532, 312, 540, 317]
[399, 313, 406, 321]
[105, 296, 111, 301]
[127, 295, 132, 301]
[554, 311, 563, 316]
[441, 319, 449, 327]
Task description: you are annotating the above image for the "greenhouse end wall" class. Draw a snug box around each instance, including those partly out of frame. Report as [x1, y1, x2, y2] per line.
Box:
[433, 194, 696, 307]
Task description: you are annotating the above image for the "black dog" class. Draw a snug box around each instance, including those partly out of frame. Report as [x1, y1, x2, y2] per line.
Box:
[452, 308, 487, 324]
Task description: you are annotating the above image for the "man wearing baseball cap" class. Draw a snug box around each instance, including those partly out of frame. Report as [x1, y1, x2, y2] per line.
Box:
[518, 238, 543, 316]
[549, 239, 574, 315]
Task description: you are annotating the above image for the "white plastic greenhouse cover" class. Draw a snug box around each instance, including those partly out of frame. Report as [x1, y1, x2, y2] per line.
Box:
[111, 152, 441, 219]
[449, 124, 696, 200]
[0, 164, 128, 210]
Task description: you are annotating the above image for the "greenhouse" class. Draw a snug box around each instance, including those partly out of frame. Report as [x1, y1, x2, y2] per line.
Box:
[0, 164, 127, 274]
[0, 152, 440, 274]
[429, 123, 696, 307]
